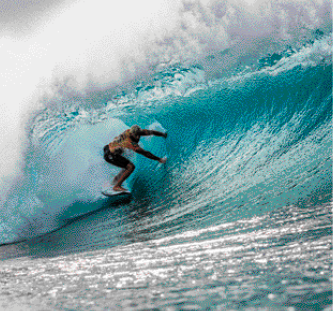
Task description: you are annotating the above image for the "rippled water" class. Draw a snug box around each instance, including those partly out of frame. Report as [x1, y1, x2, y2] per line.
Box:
[1, 202, 331, 310]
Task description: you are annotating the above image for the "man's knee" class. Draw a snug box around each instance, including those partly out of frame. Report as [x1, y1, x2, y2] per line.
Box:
[127, 163, 135, 172]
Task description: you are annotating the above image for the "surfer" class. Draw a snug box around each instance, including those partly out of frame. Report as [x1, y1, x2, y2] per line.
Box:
[104, 125, 167, 192]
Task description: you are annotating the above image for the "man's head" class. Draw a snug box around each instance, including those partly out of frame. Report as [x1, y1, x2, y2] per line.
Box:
[130, 125, 141, 135]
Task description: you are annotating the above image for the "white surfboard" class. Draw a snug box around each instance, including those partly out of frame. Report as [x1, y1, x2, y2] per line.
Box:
[101, 188, 131, 197]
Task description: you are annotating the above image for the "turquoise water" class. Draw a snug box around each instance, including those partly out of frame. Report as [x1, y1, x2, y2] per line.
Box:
[0, 2, 332, 310]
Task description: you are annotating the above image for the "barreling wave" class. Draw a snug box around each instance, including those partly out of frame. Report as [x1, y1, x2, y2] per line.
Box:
[0, 0, 332, 245]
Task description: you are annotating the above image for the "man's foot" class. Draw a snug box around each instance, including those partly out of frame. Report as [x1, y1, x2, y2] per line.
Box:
[113, 186, 128, 192]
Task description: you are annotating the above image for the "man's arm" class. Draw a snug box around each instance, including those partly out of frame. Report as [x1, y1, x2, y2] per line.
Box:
[134, 146, 165, 162]
[140, 129, 167, 138]
[126, 142, 166, 163]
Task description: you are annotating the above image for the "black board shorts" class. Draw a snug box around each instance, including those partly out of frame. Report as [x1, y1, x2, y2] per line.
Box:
[103, 145, 130, 169]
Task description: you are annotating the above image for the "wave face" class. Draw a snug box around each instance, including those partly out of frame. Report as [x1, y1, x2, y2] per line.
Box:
[1, 33, 331, 244]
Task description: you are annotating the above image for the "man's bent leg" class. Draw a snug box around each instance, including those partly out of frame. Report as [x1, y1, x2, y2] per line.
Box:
[112, 169, 125, 185]
[113, 162, 135, 192]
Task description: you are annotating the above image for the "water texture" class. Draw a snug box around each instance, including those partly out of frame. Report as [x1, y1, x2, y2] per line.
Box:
[0, 1, 332, 310]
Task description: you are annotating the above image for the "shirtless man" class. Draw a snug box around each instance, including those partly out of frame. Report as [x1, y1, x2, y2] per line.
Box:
[104, 125, 167, 192]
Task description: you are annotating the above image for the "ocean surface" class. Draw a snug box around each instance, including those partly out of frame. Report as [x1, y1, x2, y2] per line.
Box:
[0, 1, 332, 310]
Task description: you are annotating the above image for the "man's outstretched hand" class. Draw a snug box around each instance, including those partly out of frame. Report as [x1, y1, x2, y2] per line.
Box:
[159, 157, 167, 164]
